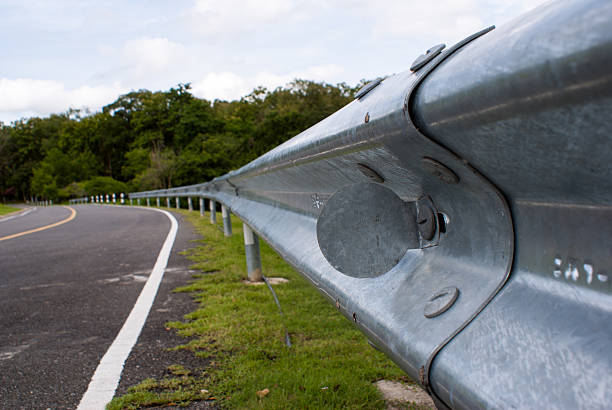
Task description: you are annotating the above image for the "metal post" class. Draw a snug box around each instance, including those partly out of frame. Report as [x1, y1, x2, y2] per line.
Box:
[222, 205, 232, 236]
[199, 197, 205, 217]
[243, 224, 263, 282]
[146, 197, 150, 207]
[176, 196, 180, 209]
[137, 198, 141, 206]
[106, 194, 110, 203]
[210, 200, 217, 224]
[121, 193, 125, 204]
[188, 197, 193, 211]
[112, 193, 116, 203]
[156, 197, 160, 207]
[130, 198, 133, 206]
[166, 197, 171, 208]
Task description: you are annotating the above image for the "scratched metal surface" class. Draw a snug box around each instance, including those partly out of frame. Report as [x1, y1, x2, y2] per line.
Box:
[129, 29, 514, 407]
[412, 0, 612, 408]
[126, 0, 612, 408]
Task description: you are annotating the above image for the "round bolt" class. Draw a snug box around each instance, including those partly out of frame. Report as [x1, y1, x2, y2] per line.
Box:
[364, 112, 370, 123]
[417, 204, 436, 241]
[424, 286, 459, 318]
[410, 44, 446, 72]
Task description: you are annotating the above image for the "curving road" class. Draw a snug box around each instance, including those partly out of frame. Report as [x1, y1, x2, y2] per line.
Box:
[0, 204, 199, 409]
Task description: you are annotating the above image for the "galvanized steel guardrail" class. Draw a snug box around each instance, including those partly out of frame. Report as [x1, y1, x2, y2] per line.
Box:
[69, 193, 126, 205]
[84, 1, 612, 408]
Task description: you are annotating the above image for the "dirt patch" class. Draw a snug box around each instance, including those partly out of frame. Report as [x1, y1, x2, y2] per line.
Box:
[375, 380, 436, 409]
[242, 277, 289, 285]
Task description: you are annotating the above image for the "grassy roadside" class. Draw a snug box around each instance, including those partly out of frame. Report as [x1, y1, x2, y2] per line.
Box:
[109, 209, 418, 409]
[0, 203, 21, 216]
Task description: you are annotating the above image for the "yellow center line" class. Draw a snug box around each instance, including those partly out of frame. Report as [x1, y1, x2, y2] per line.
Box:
[0, 206, 77, 242]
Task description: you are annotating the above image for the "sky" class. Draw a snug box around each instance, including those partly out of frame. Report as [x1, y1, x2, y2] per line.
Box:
[0, 0, 550, 124]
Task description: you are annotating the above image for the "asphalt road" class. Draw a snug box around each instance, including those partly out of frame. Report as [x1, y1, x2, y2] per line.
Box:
[0, 204, 204, 410]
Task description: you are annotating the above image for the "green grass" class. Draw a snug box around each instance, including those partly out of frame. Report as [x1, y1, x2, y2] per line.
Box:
[0, 204, 20, 216]
[108, 209, 414, 409]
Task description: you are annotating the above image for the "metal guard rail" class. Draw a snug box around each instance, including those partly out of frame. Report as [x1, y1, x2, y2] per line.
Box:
[124, 1, 612, 408]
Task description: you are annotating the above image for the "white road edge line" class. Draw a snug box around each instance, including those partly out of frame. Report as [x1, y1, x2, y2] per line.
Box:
[77, 207, 178, 410]
[0, 206, 36, 223]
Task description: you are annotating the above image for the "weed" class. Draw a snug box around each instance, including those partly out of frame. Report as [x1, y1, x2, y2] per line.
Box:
[0, 204, 20, 216]
[108, 210, 411, 409]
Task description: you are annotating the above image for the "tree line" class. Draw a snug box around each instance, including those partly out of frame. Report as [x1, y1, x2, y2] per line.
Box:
[0, 80, 363, 202]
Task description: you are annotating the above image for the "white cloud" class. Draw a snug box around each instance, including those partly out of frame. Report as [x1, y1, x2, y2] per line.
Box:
[338, 0, 484, 43]
[121, 37, 187, 74]
[191, 72, 247, 101]
[325, 0, 546, 45]
[190, 0, 307, 36]
[0, 0, 552, 124]
[0, 78, 126, 123]
[191, 64, 345, 101]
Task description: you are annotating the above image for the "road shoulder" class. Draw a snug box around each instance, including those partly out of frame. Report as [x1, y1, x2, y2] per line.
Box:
[115, 210, 216, 409]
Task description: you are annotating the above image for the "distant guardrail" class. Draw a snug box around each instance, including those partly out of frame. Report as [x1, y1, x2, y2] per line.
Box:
[80, 1, 612, 408]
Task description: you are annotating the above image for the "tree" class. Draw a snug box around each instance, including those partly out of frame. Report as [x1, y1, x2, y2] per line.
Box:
[0, 79, 362, 201]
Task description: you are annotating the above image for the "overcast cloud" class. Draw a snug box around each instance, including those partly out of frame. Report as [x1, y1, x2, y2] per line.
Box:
[0, 0, 549, 124]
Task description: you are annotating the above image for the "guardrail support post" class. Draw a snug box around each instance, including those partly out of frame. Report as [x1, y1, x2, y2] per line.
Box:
[137, 198, 141, 206]
[222, 205, 232, 236]
[130, 198, 133, 206]
[156, 197, 160, 207]
[112, 193, 116, 204]
[188, 197, 193, 211]
[243, 224, 263, 282]
[199, 197, 205, 217]
[176, 196, 180, 209]
[146, 197, 150, 207]
[210, 200, 217, 224]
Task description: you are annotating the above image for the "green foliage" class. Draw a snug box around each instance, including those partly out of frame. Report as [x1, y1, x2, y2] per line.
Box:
[82, 176, 127, 196]
[58, 182, 87, 200]
[108, 211, 409, 410]
[0, 203, 20, 216]
[1, 79, 361, 201]
[107, 374, 210, 410]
